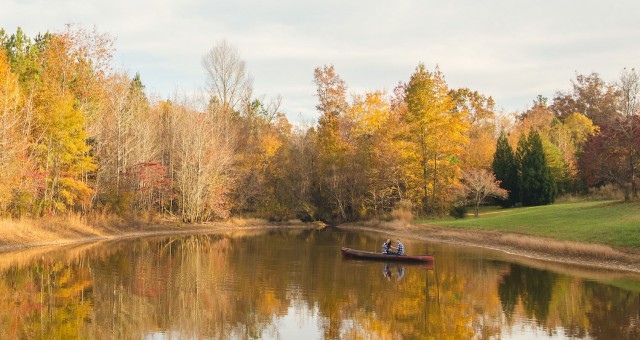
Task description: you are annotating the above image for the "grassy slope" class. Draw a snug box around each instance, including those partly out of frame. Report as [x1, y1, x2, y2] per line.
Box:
[418, 200, 640, 249]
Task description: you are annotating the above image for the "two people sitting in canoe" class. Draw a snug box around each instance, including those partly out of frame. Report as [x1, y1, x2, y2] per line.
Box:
[382, 238, 405, 255]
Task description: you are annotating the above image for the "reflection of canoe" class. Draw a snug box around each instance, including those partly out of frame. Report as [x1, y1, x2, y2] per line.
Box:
[341, 247, 434, 263]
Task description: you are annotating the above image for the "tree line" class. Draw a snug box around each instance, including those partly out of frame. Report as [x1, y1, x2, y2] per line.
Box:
[0, 25, 638, 224]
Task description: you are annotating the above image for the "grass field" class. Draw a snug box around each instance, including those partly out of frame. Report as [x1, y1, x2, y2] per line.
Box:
[417, 200, 640, 249]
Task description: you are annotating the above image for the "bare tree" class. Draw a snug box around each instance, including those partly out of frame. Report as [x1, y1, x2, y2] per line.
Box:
[617, 68, 640, 199]
[92, 72, 158, 210]
[202, 40, 252, 114]
[462, 169, 508, 217]
[170, 97, 236, 222]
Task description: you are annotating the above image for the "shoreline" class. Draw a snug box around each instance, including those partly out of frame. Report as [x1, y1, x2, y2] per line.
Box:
[0, 222, 314, 253]
[338, 224, 640, 274]
[1, 220, 639, 274]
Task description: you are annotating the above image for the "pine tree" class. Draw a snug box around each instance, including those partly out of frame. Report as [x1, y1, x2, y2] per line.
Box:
[492, 131, 519, 207]
[520, 131, 557, 206]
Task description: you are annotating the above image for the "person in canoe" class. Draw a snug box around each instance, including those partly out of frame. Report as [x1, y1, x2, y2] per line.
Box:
[393, 239, 405, 256]
[382, 239, 393, 254]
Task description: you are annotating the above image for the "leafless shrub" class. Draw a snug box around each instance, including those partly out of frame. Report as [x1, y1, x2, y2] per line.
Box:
[588, 184, 624, 201]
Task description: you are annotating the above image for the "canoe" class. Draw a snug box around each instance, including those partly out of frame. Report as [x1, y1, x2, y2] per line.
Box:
[341, 247, 434, 262]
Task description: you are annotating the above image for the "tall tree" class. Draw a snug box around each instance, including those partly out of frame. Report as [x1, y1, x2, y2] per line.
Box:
[345, 90, 406, 218]
[312, 65, 351, 221]
[0, 51, 30, 213]
[93, 72, 158, 213]
[404, 63, 468, 213]
[492, 131, 519, 207]
[30, 33, 98, 214]
[551, 73, 619, 126]
[171, 100, 235, 222]
[520, 131, 557, 206]
[450, 88, 497, 171]
[580, 68, 640, 200]
[202, 40, 252, 115]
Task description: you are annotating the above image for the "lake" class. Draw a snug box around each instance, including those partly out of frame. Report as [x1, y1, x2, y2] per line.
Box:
[0, 227, 638, 339]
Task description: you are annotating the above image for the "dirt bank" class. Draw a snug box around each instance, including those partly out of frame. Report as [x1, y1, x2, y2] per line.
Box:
[339, 224, 640, 274]
[0, 221, 313, 253]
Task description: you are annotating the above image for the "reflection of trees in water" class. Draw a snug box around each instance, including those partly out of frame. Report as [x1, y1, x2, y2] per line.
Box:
[85, 233, 291, 338]
[498, 264, 557, 323]
[498, 263, 640, 339]
[0, 257, 93, 338]
[584, 282, 640, 339]
[0, 229, 639, 338]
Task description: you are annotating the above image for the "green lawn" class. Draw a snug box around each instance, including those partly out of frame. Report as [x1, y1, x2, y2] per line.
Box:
[417, 201, 640, 249]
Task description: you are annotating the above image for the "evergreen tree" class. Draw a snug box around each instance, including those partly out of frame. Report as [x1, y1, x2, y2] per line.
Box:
[515, 133, 528, 204]
[492, 131, 519, 207]
[520, 131, 557, 206]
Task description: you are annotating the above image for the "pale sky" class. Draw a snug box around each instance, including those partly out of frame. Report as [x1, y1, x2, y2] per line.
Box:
[3, 0, 640, 123]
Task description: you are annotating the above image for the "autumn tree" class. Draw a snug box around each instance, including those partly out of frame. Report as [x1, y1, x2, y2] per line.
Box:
[232, 97, 292, 220]
[344, 90, 407, 218]
[515, 97, 598, 194]
[0, 51, 30, 213]
[461, 168, 507, 217]
[551, 73, 619, 126]
[171, 99, 235, 222]
[580, 68, 640, 200]
[450, 88, 497, 170]
[404, 63, 468, 214]
[29, 32, 101, 214]
[92, 72, 159, 214]
[312, 65, 351, 221]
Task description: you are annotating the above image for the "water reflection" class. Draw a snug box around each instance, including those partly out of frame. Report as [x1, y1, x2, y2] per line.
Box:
[499, 264, 558, 323]
[0, 228, 637, 339]
[382, 264, 405, 282]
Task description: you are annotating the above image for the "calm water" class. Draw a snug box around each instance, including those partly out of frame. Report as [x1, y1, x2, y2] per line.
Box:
[0, 227, 639, 339]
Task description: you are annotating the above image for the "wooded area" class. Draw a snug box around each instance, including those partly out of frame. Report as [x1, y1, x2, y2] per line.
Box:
[0, 25, 638, 224]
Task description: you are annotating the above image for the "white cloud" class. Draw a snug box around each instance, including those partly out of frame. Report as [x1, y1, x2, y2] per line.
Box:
[3, 0, 640, 122]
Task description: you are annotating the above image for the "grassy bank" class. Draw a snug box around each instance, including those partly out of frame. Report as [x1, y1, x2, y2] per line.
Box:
[418, 200, 640, 250]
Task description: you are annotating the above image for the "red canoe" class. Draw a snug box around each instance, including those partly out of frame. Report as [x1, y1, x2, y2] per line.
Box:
[341, 247, 434, 263]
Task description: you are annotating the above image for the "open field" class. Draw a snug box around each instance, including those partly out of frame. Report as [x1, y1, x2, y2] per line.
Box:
[418, 200, 640, 250]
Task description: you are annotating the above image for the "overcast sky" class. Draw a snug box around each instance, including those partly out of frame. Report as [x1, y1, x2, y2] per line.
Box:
[3, 0, 640, 123]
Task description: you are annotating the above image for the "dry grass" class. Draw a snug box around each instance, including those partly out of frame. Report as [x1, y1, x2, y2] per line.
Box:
[228, 217, 269, 227]
[0, 211, 180, 250]
[497, 233, 627, 262]
[0, 213, 105, 247]
[412, 225, 630, 262]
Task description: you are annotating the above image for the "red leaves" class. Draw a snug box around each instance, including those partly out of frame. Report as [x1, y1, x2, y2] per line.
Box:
[125, 162, 175, 208]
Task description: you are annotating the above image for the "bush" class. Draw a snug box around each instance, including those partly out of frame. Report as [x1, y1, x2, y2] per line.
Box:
[390, 199, 414, 224]
[260, 201, 294, 223]
[450, 205, 467, 219]
[296, 203, 317, 222]
[588, 184, 625, 201]
[102, 191, 134, 217]
[9, 191, 34, 218]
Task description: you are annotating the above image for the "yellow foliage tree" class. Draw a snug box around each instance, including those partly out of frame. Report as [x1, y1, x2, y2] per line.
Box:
[404, 64, 469, 213]
[32, 34, 97, 214]
[0, 51, 28, 212]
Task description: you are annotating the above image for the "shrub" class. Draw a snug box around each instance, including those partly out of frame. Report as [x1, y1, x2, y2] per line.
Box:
[450, 205, 467, 219]
[390, 200, 414, 224]
[588, 184, 624, 201]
